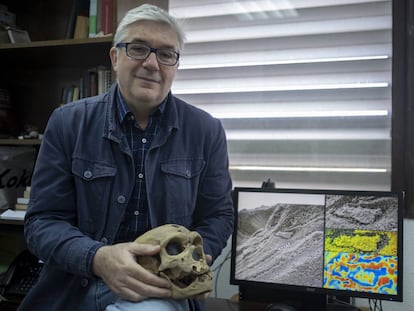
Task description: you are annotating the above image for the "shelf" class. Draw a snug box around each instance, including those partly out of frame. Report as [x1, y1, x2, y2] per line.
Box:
[0, 139, 41, 146]
[0, 218, 24, 226]
[0, 36, 113, 50]
[0, 37, 113, 68]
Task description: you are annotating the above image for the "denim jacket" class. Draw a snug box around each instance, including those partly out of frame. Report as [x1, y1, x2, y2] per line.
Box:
[20, 84, 234, 310]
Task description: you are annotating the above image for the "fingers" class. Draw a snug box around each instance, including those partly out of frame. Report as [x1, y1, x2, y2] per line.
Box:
[128, 244, 171, 289]
[205, 254, 213, 265]
[116, 272, 171, 301]
[92, 242, 172, 301]
[129, 242, 161, 256]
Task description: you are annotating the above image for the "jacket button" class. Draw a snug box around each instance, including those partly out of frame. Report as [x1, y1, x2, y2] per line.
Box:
[186, 170, 191, 177]
[117, 195, 126, 204]
[81, 278, 89, 287]
[83, 170, 92, 179]
[101, 237, 108, 244]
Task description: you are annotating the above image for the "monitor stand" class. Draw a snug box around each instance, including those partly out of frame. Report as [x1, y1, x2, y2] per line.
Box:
[326, 302, 360, 311]
[239, 286, 327, 311]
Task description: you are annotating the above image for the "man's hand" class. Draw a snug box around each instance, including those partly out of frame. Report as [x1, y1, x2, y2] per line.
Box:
[205, 254, 212, 266]
[92, 242, 171, 302]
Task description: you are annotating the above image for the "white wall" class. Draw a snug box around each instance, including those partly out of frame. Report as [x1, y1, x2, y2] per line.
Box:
[211, 219, 414, 310]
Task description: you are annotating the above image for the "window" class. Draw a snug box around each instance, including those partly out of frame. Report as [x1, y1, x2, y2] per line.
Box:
[170, 0, 393, 191]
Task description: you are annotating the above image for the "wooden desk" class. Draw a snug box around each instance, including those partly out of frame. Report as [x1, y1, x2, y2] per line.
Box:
[0, 218, 26, 272]
[206, 298, 267, 311]
[0, 219, 24, 233]
[205, 298, 369, 311]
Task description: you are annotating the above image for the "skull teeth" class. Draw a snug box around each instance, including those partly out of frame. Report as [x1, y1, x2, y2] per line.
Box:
[173, 275, 197, 288]
[161, 272, 206, 289]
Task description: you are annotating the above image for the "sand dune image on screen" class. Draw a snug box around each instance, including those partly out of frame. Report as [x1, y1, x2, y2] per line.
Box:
[235, 202, 324, 287]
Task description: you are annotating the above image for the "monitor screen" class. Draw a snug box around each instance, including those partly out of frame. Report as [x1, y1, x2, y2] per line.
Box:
[230, 187, 403, 304]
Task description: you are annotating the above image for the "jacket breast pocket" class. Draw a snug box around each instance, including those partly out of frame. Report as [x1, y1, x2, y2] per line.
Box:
[160, 158, 205, 222]
[72, 158, 116, 234]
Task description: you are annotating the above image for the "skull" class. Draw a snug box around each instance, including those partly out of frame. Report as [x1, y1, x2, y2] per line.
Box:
[134, 224, 212, 299]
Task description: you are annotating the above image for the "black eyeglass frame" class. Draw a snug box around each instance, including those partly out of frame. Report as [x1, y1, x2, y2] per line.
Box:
[115, 42, 180, 66]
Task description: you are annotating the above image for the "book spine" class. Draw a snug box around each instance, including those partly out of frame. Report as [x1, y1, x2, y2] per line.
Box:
[17, 197, 30, 204]
[66, 86, 74, 104]
[72, 85, 80, 101]
[101, 0, 113, 35]
[15, 203, 28, 211]
[89, 68, 98, 96]
[97, 66, 105, 95]
[96, 0, 102, 35]
[74, 15, 89, 39]
[65, 0, 78, 38]
[89, 0, 98, 38]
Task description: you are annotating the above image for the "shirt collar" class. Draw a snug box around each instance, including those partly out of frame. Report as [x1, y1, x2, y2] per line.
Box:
[116, 88, 167, 124]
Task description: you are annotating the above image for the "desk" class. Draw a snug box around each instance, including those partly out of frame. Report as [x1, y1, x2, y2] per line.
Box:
[206, 298, 266, 311]
[205, 298, 369, 311]
[0, 220, 370, 311]
[0, 219, 24, 233]
[0, 219, 26, 272]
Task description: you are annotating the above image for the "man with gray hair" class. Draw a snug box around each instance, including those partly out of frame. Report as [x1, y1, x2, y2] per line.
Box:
[20, 4, 233, 311]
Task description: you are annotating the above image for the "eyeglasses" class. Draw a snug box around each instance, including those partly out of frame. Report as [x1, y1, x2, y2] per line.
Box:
[116, 42, 180, 66]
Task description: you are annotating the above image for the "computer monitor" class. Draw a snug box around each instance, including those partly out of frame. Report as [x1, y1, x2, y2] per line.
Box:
[230, 187, 403, 310]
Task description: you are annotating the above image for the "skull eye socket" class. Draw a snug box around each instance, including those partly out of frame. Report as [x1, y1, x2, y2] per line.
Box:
[166, 240, 184, 255]
[192, 249, 202, 261]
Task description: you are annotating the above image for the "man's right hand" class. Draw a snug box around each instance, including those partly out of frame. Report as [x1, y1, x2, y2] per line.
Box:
[92, 242, 172, 301]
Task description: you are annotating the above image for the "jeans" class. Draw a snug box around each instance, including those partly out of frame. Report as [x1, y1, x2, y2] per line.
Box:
[105, 298, 190, 311]
[79, 278, 189, 311]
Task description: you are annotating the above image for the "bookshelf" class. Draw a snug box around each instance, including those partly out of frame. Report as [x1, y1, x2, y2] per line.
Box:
[0, 0, 116, 139]
[0, 0, 170, 140]
[0, 0, 119, 281]
[0, 0, 169, 279]
[0, 139, 41, 146]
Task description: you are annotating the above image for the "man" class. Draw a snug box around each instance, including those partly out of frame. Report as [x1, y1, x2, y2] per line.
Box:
[19, 4, 233, 311]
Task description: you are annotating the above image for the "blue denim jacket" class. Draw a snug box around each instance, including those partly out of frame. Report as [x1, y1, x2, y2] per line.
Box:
[20, 84, 233, 310]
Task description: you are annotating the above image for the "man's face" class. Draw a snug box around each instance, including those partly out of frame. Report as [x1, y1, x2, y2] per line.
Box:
[110, 20, 180, 114]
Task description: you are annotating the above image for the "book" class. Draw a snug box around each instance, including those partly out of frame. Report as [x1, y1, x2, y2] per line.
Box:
[15, 203, 28, 211]
[89, 68, 98, 96]
[97, 66, 106, 95]
[65, 86, 74, 104]
[17, 197, 29, 205]
[60, 87, 68, 106]
[79, 76, 85, 99]
[23, 187, 31, 198]
[65, 0, 90, 39]
[0, 209, 25, 220]
[82, 69, 91, 98]
[100, 0, 113, 35]
[89, 0, 98, 38]
[96, 0, 102, 35]
[73, 15, 89, 39]
[72, 85, 80, 101]
[6, 26, 30, 43]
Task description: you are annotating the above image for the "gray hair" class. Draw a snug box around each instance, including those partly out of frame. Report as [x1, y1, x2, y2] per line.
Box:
[113, 4, 186, 50]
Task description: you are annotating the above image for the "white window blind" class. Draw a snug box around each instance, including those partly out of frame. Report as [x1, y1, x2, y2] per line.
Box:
[170, 0, 392, 190]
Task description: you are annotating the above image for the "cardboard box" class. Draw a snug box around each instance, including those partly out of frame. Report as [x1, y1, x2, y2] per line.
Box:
[0, 146, 36, 210]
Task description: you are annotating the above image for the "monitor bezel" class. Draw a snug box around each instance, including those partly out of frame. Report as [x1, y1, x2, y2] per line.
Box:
[230, 187, 404, 303]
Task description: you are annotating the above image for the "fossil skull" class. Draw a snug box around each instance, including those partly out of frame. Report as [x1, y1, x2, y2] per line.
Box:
[134, 224, 212, 299]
